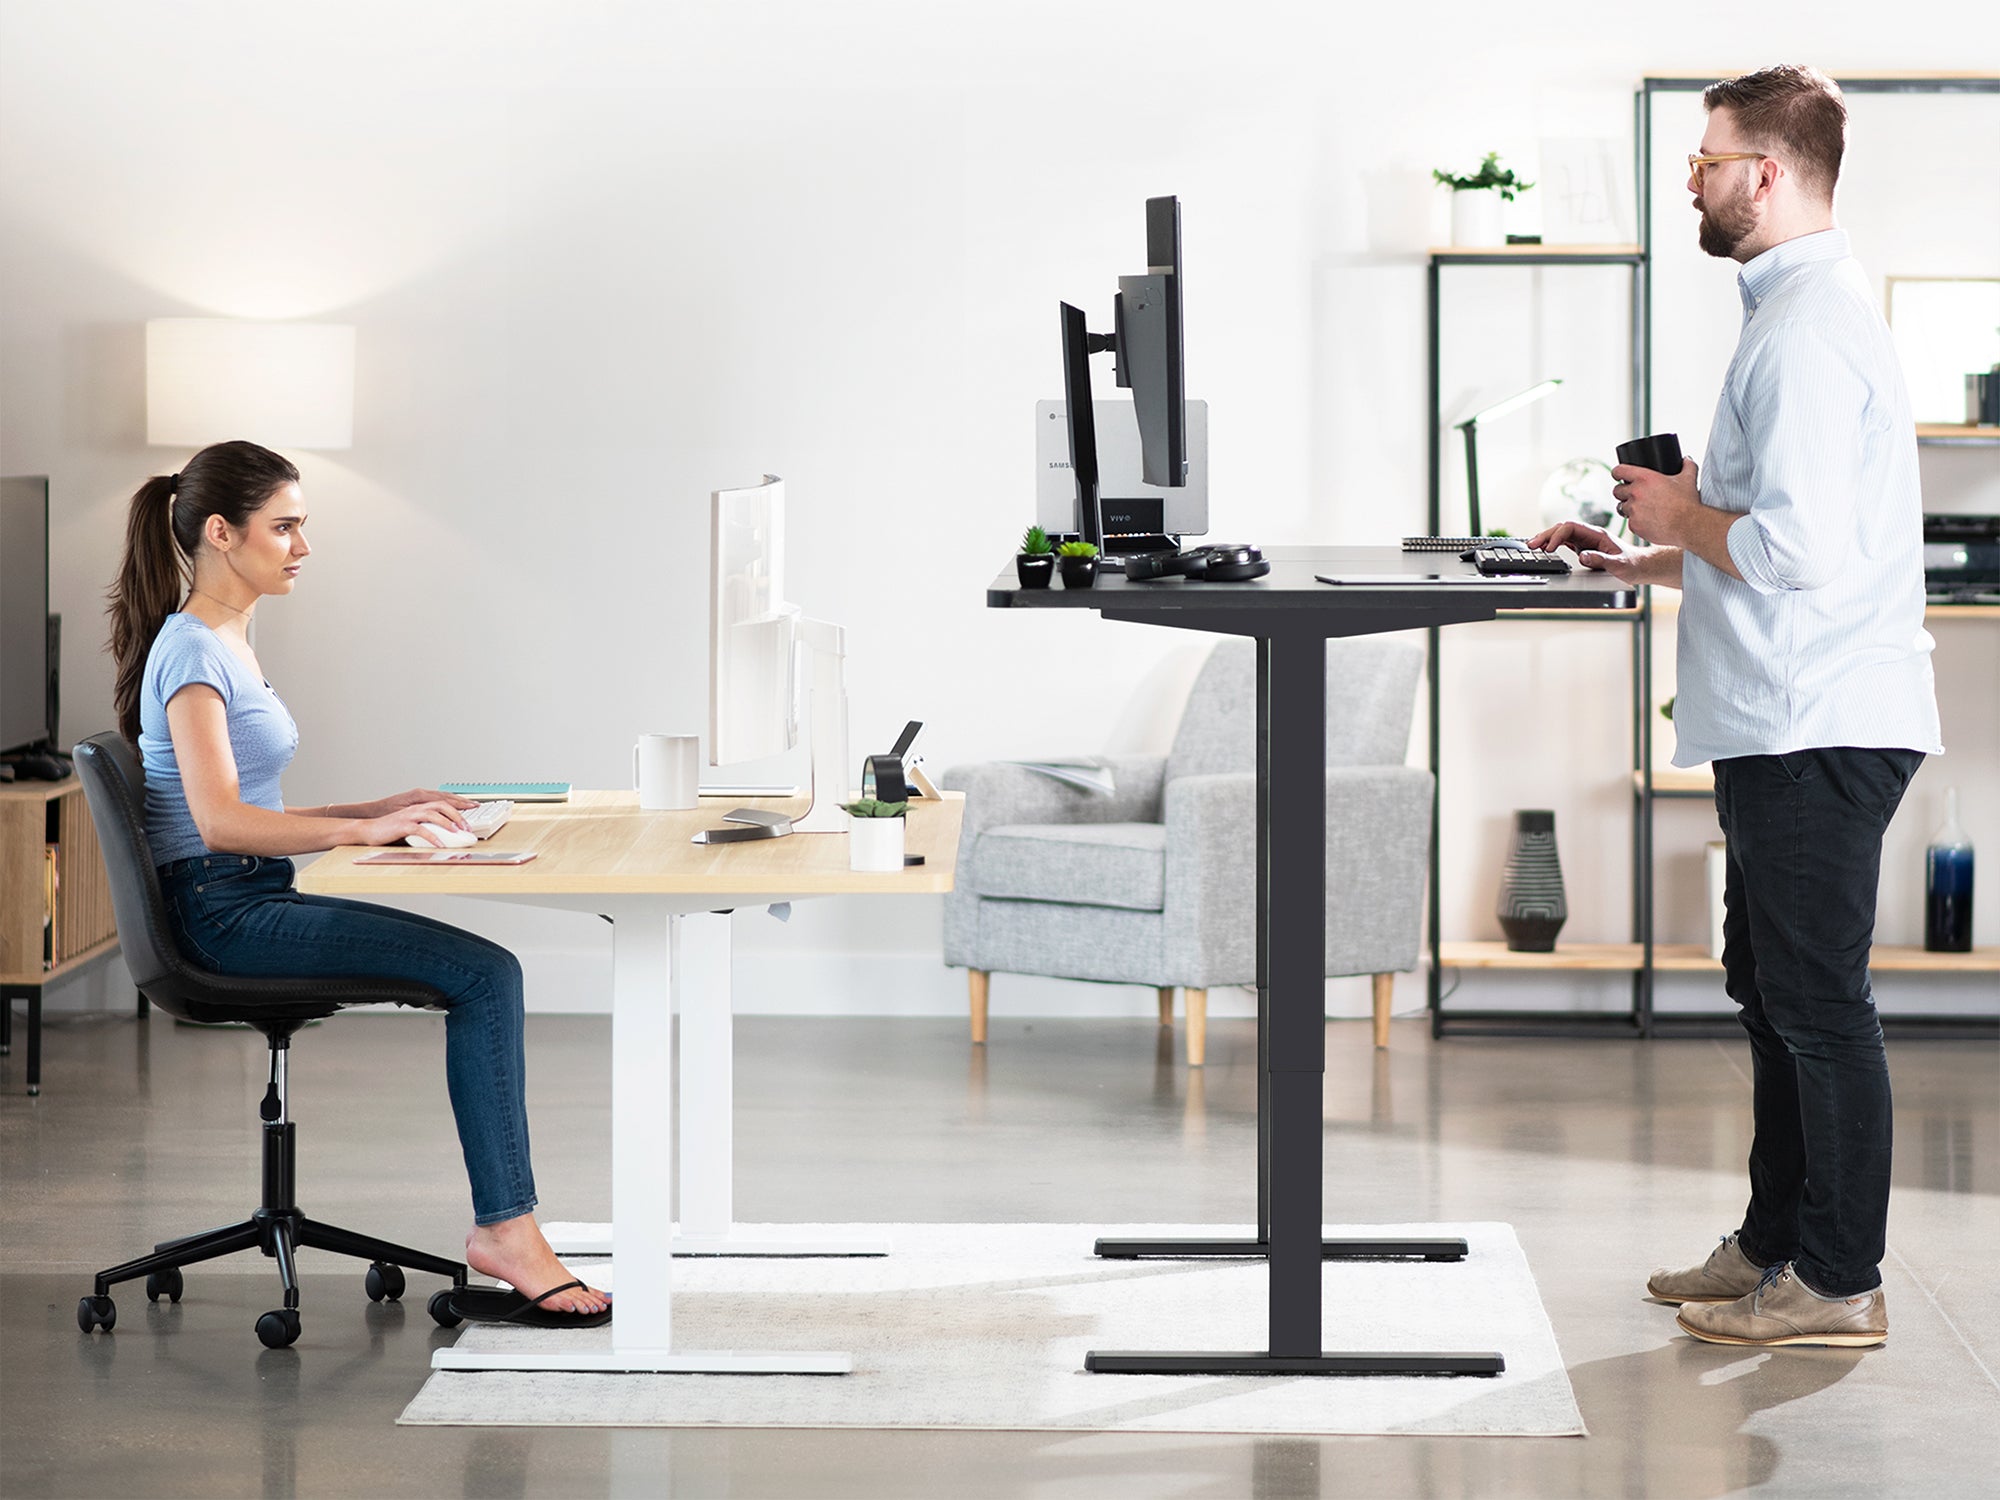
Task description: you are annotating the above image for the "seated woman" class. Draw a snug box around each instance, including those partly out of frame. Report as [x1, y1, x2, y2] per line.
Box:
[106, 439, 607, 1329]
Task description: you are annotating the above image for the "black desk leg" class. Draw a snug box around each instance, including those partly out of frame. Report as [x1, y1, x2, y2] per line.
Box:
[1088, 625, 1499, 1378]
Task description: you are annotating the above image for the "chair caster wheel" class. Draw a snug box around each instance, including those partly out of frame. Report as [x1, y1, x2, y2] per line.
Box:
[77, 1295, 116, 1334]
[428, 1289, 463, 1328]
[365, 1262, 406, 1302]
[146, 1267, 184, 1303]
[256, 1309, 302, 1349]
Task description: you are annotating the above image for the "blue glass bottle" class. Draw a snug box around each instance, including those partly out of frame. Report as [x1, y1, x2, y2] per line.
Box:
[1925, 787, 1974, 954]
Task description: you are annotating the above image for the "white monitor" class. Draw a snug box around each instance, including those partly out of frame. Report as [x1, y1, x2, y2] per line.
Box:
[709, 475, 799, 767]
[704, 474, 850, 836]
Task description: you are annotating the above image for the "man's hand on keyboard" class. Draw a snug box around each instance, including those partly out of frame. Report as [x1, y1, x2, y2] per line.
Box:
[1529, 521, 1685, 589]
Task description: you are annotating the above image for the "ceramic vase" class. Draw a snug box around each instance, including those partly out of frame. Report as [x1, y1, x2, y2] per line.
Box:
[1497, 809, 1566, 952]
[848, 815, 905, 872]
[1058, 554, 1098, 589]
[1451, 190, 1505, 248]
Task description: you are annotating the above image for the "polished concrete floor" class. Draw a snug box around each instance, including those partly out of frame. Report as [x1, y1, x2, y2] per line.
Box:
[2, 1007, 1996, 1499]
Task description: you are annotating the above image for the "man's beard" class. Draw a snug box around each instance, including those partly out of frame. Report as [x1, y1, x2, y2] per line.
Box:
[1696, 182, 1756, 258]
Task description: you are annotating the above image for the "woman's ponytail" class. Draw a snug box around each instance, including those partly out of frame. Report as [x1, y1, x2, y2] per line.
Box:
[107, 475, 185, 744]
[105, 441, 299, 744]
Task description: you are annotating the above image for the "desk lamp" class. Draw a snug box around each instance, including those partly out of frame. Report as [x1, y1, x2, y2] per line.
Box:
[1455, 377, 1561, 536]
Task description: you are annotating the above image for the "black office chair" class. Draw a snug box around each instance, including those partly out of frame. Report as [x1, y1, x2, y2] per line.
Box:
[71, 732, 468, 1349]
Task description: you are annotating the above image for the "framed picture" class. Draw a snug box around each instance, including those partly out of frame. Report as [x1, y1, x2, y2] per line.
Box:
[1537, 138, 1634, 244]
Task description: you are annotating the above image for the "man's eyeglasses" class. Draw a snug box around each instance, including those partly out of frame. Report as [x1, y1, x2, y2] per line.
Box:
[1689, 152, 1766, 181]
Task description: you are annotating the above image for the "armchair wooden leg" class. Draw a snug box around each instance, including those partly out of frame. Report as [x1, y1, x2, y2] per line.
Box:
[1372, 972, 1393, 1050]
[1156, 987, 1175, 1027]
[968, 969, 989, 1046]
[1185, 987, 1207, 1067]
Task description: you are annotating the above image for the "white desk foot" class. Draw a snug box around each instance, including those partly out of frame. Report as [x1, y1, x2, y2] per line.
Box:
[674, 1231, 892, 1257]
[430, 1347, 852, 1374]
[542, 1221, 891, 1258]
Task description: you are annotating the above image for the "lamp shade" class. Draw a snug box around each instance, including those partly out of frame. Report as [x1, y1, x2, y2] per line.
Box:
[146, 318, 355, 449]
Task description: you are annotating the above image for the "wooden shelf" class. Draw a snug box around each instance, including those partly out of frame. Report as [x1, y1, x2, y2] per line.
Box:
[1440, 941, 1644, 971]
[1428, 243, 1644, 259]
[1916, 423, 2000, 443]
[1, 935, 120, 989]
[1641, 767, 1715, 796]
[1928, 604, 2000, 619]
[1655, 943, 2000, 973]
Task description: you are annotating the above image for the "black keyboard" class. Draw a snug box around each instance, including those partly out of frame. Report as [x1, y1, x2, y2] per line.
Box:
[1472, 546, 1570, 576]
[1402, 536, 1526, 552]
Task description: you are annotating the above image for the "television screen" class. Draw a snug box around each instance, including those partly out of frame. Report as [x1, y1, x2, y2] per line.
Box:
[0, 476, 50, 755]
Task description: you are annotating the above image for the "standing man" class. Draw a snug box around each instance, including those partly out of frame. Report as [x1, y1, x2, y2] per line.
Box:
[1532, 64, 1941, 1349]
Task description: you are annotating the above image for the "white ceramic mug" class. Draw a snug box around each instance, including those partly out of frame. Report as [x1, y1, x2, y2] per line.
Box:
[634, 733, 700, 811]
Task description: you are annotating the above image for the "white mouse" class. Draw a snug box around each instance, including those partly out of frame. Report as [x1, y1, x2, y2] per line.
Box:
[406, 824, 477, 849]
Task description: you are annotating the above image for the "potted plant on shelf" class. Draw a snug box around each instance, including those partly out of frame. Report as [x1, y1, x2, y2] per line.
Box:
[1017, 525, 1055, 588]
[842, 798, 909, 872]
[1432, 152, 1534, 248]
[1056, 539, 1099, 589]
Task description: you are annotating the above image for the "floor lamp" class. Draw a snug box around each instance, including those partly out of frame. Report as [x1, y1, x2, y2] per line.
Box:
[1454, 377, 1560, 537]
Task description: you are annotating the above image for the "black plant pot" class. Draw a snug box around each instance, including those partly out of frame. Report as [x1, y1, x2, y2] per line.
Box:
[1497, 809, 1567, 952]
[1016, 553, 1054, 589]
[1058, 554, 1098, 589]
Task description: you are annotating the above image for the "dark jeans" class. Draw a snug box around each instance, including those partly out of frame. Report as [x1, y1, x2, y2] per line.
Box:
[1713, 747, 1923, 1297]
[158, 854, 537, 1226]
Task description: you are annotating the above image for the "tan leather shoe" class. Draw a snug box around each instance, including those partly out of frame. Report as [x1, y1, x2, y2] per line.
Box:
[1677, 1263, 1888, 1348]
[1646, 1233, 1772, 1304]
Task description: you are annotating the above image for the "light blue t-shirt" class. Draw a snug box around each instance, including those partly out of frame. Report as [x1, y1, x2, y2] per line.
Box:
[139, 613, 299, 866]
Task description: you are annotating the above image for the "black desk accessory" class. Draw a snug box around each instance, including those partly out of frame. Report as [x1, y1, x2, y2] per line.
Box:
[1471, 546, 1570, 576]
[1923, 514, 2000, 601]
[862, 720, 940, 803]
[1616, 432, 1683, 473]
[1125, 544, 1270, 582]
[2, 749, 71, 781]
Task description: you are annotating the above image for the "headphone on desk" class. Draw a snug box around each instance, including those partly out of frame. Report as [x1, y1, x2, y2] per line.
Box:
[1125, 544, 1270, 583]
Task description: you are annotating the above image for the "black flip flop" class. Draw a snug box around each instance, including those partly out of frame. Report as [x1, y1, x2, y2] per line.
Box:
[448, 1278, 612, 1329]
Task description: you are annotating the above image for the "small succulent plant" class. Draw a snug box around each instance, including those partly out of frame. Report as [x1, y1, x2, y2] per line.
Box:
[841, 798, 909, 818]
[1056, 540, 1099, 558]
[1020, 524, 1053, 556]
[1432, 152, 1534, 201]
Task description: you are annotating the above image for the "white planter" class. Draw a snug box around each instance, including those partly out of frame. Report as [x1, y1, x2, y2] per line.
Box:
[848, 816, 905, 872]
[1451, 190, 1506, 248]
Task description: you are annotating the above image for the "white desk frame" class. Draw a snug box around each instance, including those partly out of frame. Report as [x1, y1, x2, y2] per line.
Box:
[297, 791, 961, 1376]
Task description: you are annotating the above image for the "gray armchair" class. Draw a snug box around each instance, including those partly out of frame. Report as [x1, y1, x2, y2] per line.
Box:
[941, 636, 1432, 1062]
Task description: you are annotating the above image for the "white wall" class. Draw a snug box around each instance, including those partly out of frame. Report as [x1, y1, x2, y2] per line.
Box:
[5, 1, 1996, 1020]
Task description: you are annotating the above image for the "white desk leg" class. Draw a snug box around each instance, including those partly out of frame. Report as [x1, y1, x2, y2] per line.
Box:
[670, 910, 890, 1259]
[434, 903, 848, 1374]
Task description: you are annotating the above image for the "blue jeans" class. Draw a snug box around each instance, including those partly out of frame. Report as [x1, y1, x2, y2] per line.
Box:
[158, 854, 538, 1226]
[1713, 747, 1923, 1297]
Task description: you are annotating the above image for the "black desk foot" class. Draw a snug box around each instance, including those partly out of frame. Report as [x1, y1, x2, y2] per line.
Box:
[1094, 1235, 1468, 1262]
[1085, 1349, 1504, 1376]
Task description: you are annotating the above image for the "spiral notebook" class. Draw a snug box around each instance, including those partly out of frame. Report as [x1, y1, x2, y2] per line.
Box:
[439, 782, 571, 803]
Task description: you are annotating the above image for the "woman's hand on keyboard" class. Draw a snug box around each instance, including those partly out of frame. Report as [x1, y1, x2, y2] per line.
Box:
[358, 787, 481, 820]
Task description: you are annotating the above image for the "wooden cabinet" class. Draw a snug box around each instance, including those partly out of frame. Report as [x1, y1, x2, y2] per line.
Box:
[1, 776, 121, 1094]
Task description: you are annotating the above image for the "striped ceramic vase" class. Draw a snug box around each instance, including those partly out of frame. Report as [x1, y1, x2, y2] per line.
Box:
[1498, 809, 1567, 952]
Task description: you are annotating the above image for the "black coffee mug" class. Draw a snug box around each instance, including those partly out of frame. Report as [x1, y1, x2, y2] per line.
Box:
[1616, 432, 1683, 474]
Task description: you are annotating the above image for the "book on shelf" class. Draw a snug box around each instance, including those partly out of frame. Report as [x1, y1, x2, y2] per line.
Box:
[43, 844, 57, 968]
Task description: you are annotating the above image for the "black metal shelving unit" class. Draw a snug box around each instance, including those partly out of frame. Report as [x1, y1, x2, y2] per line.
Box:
[1424, 75, 2000, 1043]
[1425, 245, 1653, 1038]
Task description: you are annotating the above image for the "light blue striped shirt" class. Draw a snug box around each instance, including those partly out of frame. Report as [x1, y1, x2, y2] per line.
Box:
[1673, 228, 1941, 768]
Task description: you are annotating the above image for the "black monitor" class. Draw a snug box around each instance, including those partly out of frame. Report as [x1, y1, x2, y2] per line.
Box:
[0, 476, 50, 757]
[1059, 195, 1187, 554]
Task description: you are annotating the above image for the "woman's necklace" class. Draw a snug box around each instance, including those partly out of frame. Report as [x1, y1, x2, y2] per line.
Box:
[187, 587, 253, 622]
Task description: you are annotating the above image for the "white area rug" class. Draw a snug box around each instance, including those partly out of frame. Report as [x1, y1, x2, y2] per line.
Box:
[399, 1223, 1583, 1436]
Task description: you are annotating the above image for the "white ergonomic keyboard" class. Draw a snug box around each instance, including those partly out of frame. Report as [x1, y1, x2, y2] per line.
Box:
[406, 799, 515, 848]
